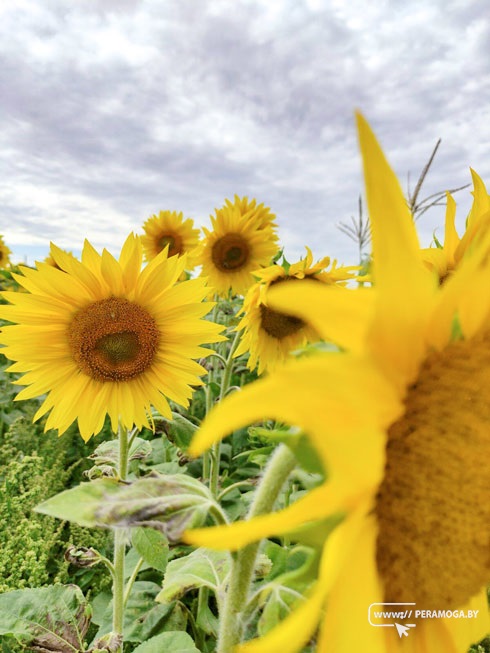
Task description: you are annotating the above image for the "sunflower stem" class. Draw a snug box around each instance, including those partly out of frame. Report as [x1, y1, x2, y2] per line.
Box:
[112, 422, 129, 650]
[210, 330, 242, 496]
[217, 444, 296, 653]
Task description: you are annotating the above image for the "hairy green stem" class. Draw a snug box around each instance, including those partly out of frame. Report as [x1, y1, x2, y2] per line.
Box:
[217, 444, 297, 653]
[112, 422, 129, 648]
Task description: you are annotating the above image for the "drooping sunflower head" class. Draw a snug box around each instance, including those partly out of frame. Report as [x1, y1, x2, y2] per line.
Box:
[194, 196, 280, 296]
[0, 236, 12, 269]
[0, 234, 224, 441]
[141, 210, 200, 270]
[234, 249, 359, 374]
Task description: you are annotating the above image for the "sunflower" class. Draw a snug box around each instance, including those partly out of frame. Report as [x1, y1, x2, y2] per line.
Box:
[234, 249, 358, 374]
[194, 196, 279, 296]
[141, 210, 200, 271]
[0, 236, 12, 268]
[421, 171, 490, 282]
[185, 115, 490, 652]
[0, 234, 224, 441]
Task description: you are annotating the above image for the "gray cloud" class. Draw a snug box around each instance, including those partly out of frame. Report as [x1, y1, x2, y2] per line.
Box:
[0, 0, 489, 266]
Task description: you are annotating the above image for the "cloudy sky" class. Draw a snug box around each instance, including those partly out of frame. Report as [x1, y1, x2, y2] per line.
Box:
[1, 0, 489, 267]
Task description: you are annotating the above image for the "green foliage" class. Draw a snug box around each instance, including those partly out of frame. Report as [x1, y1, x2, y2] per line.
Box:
[132, 528, 169, 574]
[0, 415, 111, 596]
[469, 638, 490, 653]
[131, 631, 200, 653]
[0, 584, 91, 651]
[245, 543, 318, 638]
[92, 581, 176, 643]
[37, 473, 225, 541]
[157, 548, 230, 608]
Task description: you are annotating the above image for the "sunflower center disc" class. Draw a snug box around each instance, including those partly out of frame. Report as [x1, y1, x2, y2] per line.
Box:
[260, 277, 305, 339]
[211, 233, 250, 271]
[68, 297, 159, 382]
[375, 335, 490, 610]
[158, 233, 182, 257]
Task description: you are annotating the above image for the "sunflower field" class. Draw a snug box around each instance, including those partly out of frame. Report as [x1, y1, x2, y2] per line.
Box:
[0, 115, 489, 653]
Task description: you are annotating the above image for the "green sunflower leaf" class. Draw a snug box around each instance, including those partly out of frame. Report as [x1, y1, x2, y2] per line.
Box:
[130, 631, 200, 653]
[0, 584, 90, 652]
[92, 581, 174, 643]
[35, 478, 122, 527]
[156, 547, 230, 609]
[35, 474, 225, 540]
[132, 527, 169, 573]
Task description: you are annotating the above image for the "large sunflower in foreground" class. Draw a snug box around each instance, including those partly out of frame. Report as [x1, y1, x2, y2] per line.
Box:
[0, 235, 12, 268]
[421, 171, 490, 282]
[0, 234, 224, 441]
[185, 115, 490, 652]
[234, 249, 358, 374]
[194, 196, 279, 296]
[141, 210, 200, 270]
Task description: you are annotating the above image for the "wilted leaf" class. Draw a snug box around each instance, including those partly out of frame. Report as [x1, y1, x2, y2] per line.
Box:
[93, 474, 221, 542]
[0, 585, 90, 652]
[89, 438, 152, 467]
[36, 474, 222, 541]
[131, 631, 200, 653]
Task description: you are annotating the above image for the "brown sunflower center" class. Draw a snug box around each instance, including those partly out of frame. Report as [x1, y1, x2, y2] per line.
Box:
[158, 233, 183, 258]
[260, 277, 306, 340]
[211, 233, 250, 272]
[68, 297, 159, 382]
[375, 335, 490, 610]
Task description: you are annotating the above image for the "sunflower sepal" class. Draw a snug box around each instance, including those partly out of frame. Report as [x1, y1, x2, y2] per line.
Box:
[281, 511, 346, 549]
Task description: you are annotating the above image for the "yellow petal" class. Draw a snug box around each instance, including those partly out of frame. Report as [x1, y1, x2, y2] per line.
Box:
[467, 168, 490, 227]
[119, 233, 143, 294]
[428, 222, 490, 348]
[81, 239, 102, 270]
[49, 243, 103, 297]
[317, 511, 387, 653]
[356, 112, 436, 387]
[100, 248, 124, 294]
[443, 192, 459, 262]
